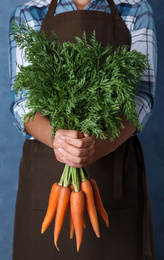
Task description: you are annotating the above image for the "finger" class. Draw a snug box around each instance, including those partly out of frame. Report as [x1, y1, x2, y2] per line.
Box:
[54, 148, 63, 158]
[58, 147, 89, 165]
[64, 159, 91, 169]
[61, 141, 90, 157]
[53, 140, 61, 149]
[53, 129, 83, 149]
[56, 155, 66, 164]
[53, 130, 77, 148]
[83, 132, 89, 137]
[60, 135, 94, 148]
[56, 129, 80, 139]
[54, 149, 66, 163]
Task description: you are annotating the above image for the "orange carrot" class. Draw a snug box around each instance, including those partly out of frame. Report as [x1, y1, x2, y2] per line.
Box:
[54, 186, 71, 251]
[41, 182, 61, 234]
[83, 208, 86, 229]
[80, 180, 100, 238]
[68, 202, 74, 239]
[83, 194, 86, 228]
[70, 190, 85, 252]
[69, 184, 74, 191]
[90, 178, 109, 227]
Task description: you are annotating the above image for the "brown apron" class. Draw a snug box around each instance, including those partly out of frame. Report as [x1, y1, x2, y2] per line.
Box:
[12, 0, 155, 259]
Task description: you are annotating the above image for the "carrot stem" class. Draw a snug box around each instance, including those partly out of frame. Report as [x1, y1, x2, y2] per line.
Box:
[63, 165, 71, 187]
[80, 168, 89, 182]
[58, 164, 69, 187]
[72, 167, 80, 192]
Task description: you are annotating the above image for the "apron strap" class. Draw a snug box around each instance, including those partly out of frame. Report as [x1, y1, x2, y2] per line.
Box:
[133, 136, 152, 258]
[107, 0, 120, 16]
[45, 0, 58, 19]
[45, 0, 120, 20]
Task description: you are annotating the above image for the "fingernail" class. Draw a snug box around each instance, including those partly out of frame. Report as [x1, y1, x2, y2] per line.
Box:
[60, 136, 65, 140]
[58, 148, 63, 153]
[58, 139, 63, 144]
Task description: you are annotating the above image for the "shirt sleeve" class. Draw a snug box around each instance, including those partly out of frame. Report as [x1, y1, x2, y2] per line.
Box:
[9, 6, 33, 138]
[131, 1, 157, 133]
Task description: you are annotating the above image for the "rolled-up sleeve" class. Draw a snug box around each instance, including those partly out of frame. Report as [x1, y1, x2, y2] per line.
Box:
[9, 6, 32, 138]
[131, 1, 157, 132]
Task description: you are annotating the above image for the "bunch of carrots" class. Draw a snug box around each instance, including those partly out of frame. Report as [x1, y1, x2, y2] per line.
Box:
[41, 165, 109, 252]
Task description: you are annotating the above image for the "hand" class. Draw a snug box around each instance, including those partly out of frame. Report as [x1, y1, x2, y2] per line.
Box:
[53, 129, 83, 165]
[53, 129, 115, 168]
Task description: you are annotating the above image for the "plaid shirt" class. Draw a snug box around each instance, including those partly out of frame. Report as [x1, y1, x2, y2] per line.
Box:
[9, 0, 157, 139]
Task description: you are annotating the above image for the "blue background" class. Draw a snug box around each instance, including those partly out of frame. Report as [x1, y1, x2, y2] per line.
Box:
[0, 0, 163, 259]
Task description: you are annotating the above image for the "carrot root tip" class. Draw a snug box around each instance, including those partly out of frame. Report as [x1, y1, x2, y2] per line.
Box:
[54, 241, 60, 252]
[96, 232, 100, 238]
[105, 218, 109, 227]
[41, 227, 45, 234]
